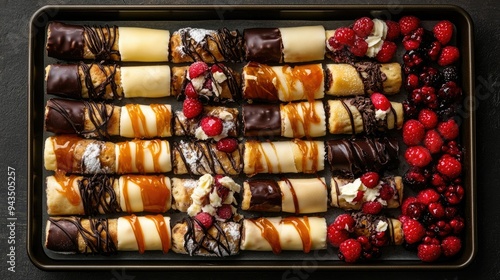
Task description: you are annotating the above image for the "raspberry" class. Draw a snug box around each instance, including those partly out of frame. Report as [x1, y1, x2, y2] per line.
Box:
[327, 37, 343, 51]
[424, 129, 444, 154]
[428, 41, 442, 61]
[349, 37, 368, 57]
[403, 119, 425, 146]
[437, 155, 462, 179]
[405, 146, 432, 168]
[214, 175, 229, 200]
[417, 243, 442, 262]
[188, 61, 209, 79]
[338, 239, 362, 263]
[398, 215, 411, 225]
[210, 64, 224, 74]
[402, 219, 426, 244]
[403, 27, 424, 51]
[193, 212, 213, 230]
[360, 171, 380, 189]
[216, 204, 233, 220]
[449, 217, 465, 234]
[437, 119, 459, 140]
[399, 16, 421, 35]
[216, 138, 238, 153]
[418, 109, 438, 129]
[333, 213, 355, 231]
[438, 81, 462, 104]
[352, 17, 374, 37]
[428, 202, 445, 219]
[327, 224, 350, 247]
[438, 46, 460, 66]
[406, 202, 427, 220]
[403, 49, 426, 74]
[417, 188, 440, 205]
[379, 184, 395, 200]
[385, 20, 400, 41]
[334, 27, 356, 46]
[403, 167, 428, 190]
[182, 97, 203, 119]
[375, 41, 397, 63]
[433, 20, 454, 45]
[370, 92, 391, 111]
[405, 73, 420, 92]
[441, 236, 462, 257]
[203, 78, 213, 91]
[362, 201, 383, 215]
[431, 173, 447, 187]
[200, 116, 223, 136]
[353, 190, 364, 203]
[184, 82, 198, 99]
[401, 197, 418, 216]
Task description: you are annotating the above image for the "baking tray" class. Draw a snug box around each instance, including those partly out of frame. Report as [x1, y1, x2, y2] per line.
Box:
[27, 5, 476, 270]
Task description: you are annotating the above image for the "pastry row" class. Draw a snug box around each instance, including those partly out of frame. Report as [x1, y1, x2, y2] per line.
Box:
[46, 173, 403, 216]
[45, 212, 403, 256]
[44, 97, 403, 139]
[44, 136, 399, 176]
[45, 61, 402, 101]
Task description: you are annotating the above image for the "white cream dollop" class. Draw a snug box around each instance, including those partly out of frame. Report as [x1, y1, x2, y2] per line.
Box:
[375, 108, 391, 121]
[365, 19, 388, 58]
[339, 178, 364, 204]
[187, 174, 214, 216]
[376, 220, 388, 232]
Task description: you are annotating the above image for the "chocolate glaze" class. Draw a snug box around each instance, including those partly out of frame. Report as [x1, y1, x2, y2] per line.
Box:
[244, 28, 282, 63]
[47, 22, 85, 60]
[354, 62, 387, 93]
[247, 179, 281, 212]
[242, 104, 281, 136]
[78, 175, 120, 215]
[46, 218, 79, 253]
[46, 64, 82, 99]
[327, 137, 399, 177]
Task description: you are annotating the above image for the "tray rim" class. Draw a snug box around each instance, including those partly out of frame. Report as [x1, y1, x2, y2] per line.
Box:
[27, 4, 476, 271]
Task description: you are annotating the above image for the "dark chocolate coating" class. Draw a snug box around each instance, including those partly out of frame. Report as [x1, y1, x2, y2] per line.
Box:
[244, 28, 282, 63]
[46, 219, 79, 253]
[45, 98, 85, 134]
[247, 179, 282, 212]
[46, 22, 85, 60]
[327, 137, 399, 177]
[242, 104, 281, 137]
[46, 64, 82, 99]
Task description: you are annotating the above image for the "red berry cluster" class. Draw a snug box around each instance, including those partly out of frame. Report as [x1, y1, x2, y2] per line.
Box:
[399, 18, 465, 262]
[326, 17, 400, 63]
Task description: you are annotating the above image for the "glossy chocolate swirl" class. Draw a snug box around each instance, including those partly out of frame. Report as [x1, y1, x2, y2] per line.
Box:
[82, 24, 120, 61]
[183, 218, 235, 257]
[78, 175, 120, 215]
[354, 62, 387, 93]
[80, 62, 121, 100]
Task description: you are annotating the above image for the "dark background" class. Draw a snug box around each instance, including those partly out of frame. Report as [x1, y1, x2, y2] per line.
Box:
[1, 0, 499, 279]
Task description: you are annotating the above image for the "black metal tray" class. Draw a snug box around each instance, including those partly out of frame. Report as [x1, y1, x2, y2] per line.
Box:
[27, 5, 476, 270]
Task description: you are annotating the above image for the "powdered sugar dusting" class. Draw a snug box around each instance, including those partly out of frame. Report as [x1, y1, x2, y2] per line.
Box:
[82, 142, 103, 173]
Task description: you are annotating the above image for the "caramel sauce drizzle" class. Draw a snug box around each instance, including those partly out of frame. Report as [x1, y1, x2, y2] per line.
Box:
[122, 175, 170, 213]
[52, 135, 80, 173]
[117, 140, 164, 174]
[244, 62, 280, 101]
[145, 215, 170, 253]
[282, 178, 300, 214]
[293, 139, 319, 173]
[281, 64, 323, 102]
[125, 104, 149, 138]
[246, 141, 274, 174]
[54, 171, 80, 206]
[122, 214, 146, 254]
[281, 101, 321, 138]
[250, 218, 282, 254]
[150, 104, 171, 136]
[282, 216, 312, 253]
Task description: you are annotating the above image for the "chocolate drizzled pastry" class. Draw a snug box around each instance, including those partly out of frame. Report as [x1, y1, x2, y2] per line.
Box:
[78, 175, 120, 215]
[326, 137, 399, 177]
[350, 212, 403, 246]
[354, 61, 388, 94]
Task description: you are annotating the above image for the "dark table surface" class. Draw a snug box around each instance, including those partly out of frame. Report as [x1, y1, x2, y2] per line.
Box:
[1, 0, 499, 279]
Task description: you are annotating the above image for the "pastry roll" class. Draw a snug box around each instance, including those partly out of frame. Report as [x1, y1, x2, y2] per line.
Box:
[241, 177, 328, 214]
[242, 62, 325, 102]
[45, 63, 171, 100]
[326, 137, 399, 177]
[330, 176, 403, 210]
[172, 140, 243, 175]
[45, 215, 171, 254]
[44, 99, 172, 138]
[242, 101, 326, 138]
[327, 97, 403, 135]
[46, 22, 170, 62]
[171, 218, 241, 257]
[44, 135, 172, 174]
[171, 63, 240, 103]
[46, 174, 171, 215]
[243, 26, 326, 63]
[325, 62, 401, 96]
[174, 106, 238, 140]
[243, 139, 325, 175]
[240, 217, 327, 254]
[349, 212, 404, 246]
[169, 27, 244, 63]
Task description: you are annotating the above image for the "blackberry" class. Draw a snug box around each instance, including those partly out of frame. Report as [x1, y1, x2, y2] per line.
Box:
[419, 67, 443, 88]
[442, 66, 459, 82]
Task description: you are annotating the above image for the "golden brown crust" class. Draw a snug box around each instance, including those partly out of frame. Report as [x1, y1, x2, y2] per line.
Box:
[83, 104, 120, 136]
[380, 62, 402, 95]
[170, 66, 188, 97]
[170, 29, 224, 63]
[82, 27, 120, 60]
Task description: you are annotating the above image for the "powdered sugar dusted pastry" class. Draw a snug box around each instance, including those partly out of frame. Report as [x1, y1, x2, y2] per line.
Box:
[242, 101, 326, 138]
[45, 63, 170, 99]
[327, 97, 403, 135]
[242, 62, 325, 102]
[244, 139, 325, 175]
[240, 216, 327, 254]
[330, 175, 403, 210]
[174, 106, 238, 140]
[46, 22, 170, 62]
[325, 62, 401, 96]
[244, 26, 326, 63]
[172, 140, 243, 175]
[46, 174, 171, 215]
[170, 27, 244, 63]
[242, 177, 328, 214]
